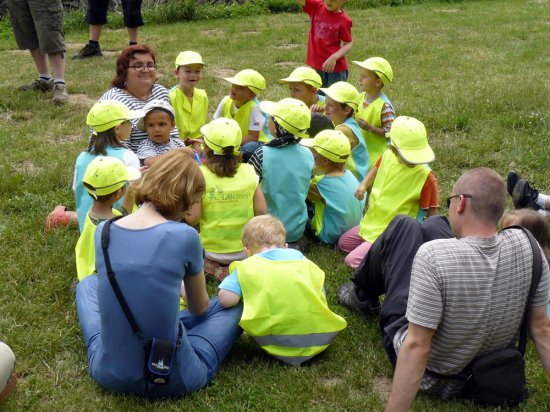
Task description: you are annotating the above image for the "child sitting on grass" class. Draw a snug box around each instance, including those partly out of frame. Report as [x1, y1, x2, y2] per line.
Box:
[169, 51, 208, 155]
[218, 215, 347, 365]
[196, 118, 267, 281]
[213, 69, 269, 160]
[248, 98, 314, 251]
[300, 129, 364, 245]
[296, 0, 353, 87]
[45, 100, 144, 232]
[75, 156, 141, 281]
[136, 100, 186, 166]
[321, 81, 369, 182]
[353, 57, 396, 170]
[339, 116, 438, 268]
[278, 66, 325, 111]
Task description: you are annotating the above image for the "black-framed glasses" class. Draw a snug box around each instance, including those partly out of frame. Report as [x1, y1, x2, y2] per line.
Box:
[446, 194, 472, 209]
[129, 62, 157, 70]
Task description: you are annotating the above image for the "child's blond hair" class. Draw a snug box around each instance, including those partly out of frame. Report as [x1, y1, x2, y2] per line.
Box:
[242, 215, 286, 249]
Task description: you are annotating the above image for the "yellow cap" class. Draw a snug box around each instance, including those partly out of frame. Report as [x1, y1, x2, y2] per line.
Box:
[86, 100, 145, 133]
[260, 98, 311, 139]
[83, 156, 141, 199]
[320, 82, 360, 113]
[352, 57, 393, 85]
[278, 67, 322, 88]
[300, 129, 350, 163]
[174, 51, 205, 68]
[388, 116, 434, 164]
[200, 118, 242, 155]
[224, 69, 266, 95]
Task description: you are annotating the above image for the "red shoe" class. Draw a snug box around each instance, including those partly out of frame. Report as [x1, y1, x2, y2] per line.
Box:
[0, 373, 16, 402]
[44, 205, 69, 232]
[203, 258, 230, 282]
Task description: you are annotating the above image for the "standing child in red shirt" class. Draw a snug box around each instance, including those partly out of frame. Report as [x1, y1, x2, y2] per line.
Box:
[296, 0, 353, 87]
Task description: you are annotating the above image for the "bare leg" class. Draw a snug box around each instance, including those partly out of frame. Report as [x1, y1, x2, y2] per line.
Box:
[127, 27, 138, 43]
[29, 48, 49, 75]
[48, 52, 65, 81]
[89, 25, 103, 42]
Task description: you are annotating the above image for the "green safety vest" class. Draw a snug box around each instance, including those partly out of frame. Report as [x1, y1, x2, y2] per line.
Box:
[221, 96, 269, 143]
[232, 254, 347, 365]
[199, 163, 257, 253]
[169, 86, 208, 139]
[360, 149, 430, 243]
[356, 94, 387, 170]
[75, 209, 121, 281]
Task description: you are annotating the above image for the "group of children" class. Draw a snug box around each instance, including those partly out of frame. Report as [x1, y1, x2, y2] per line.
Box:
[63, 0, 447, 365]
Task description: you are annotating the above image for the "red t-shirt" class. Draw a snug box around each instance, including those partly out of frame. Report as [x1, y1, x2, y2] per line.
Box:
[303, 0, 352, 72]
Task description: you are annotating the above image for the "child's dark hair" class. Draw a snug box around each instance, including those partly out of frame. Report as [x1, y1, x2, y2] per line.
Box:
[337, 102, 355, 119]
[87, 128, 124, 155]
[204, 145, 241, 178]
[146, 107, 175, 122]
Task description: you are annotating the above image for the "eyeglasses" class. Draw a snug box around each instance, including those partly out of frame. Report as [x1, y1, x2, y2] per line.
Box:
[446, 194, 472, 209]
[128, 62, 157, 71]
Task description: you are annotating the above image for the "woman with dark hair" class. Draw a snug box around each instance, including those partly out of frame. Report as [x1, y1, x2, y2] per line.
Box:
[99, 44, 178, 152]
[76, 148, 243, 397]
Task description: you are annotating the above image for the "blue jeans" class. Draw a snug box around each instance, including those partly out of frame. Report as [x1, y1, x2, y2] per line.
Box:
[315, 69, 349, 88]
[76, 275, 243, 397]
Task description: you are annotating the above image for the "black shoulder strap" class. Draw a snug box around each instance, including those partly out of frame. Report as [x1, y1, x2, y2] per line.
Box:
[101, 216, 144, 342]
[501, 225, 543, 354]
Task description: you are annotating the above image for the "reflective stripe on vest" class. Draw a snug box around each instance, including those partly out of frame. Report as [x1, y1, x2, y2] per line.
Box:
[169, 86, 208, 139]
[342, 117, 369, 182]
[359, 149, 430, 243]
[356, 93, 388, 170]
[262, 145, 314, 242]
[221, 96, 269, 143]
[234, 254, 347, 364]
[199, 163, 257, 253]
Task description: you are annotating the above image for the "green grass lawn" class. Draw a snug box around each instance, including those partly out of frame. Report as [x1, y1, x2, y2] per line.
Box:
[1, 0, 549, 410]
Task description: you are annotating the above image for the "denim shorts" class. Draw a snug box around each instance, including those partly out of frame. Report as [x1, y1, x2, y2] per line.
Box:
[315, 69, 349, 88]
[7, 0, 65, 53]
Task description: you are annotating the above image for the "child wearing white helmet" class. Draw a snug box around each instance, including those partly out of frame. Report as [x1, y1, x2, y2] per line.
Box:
[353, 57, 396, 170]
[196, 118, 267, 281]
[248, 98, 314, 250]
[213, 69, 269, 161]
[338, 116, 438, 268]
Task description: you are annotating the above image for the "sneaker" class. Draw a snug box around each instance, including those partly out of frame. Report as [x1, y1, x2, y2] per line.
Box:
[512, 179, 541, 210]
[18, 78, 53, 92]
[51, 83, 68, 105]
[72, 43, 103, 59]
[506, 171, 520, 197]
[337, 282, 381, 319]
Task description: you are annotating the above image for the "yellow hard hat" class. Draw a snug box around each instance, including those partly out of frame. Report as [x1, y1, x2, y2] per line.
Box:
[352, 57, 393, 85]
[260, 98, 311, 139]
[224, 69, 266, 95]
[300, 129, 350, 163]
[320, 82, 360, 112]
[388, 116, 434, 164]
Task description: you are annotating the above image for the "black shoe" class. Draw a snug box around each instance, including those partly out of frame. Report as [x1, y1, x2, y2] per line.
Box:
[287, 237, 310, 254]
[512, 179, 541, 210]
[72, 44, 103, 59]
[337, 282, 380, 319]
[506, 171, 520, 197]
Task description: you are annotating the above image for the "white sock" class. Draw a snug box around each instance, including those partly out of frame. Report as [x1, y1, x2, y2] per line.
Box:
[53, 78, 65, 85]
[38, 74, 51, 80]
[536, 193, 548, 209]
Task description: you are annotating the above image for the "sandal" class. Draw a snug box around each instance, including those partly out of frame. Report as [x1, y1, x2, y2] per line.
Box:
[44, 205, 69, 232]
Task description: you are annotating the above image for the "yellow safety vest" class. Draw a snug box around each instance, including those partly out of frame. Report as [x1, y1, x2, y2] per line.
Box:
[75, 209, 122, 281]
[221, 96, 269, 143]
[360, 149, 430, 243]
[356, 94, 386, 170]
[199, 163, 257, 253]
[169, 87, 208, 139]
[232, 254, 347, 365]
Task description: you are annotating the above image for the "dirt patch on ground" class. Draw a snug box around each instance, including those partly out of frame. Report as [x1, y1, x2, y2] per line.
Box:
[68, 94, 97, 107]
[433, 8, 460, 12]
[45, 133, 85, 145]
[0, 111, 12, 122]
[275, 61, 300, 67]
[274, 43, 301, 49]
[203, 28, 225, 36]
[65, 42, 83, 49]
[210, 68, 236, 78]
[321, 377, 344, 388]
[14, 160, 42, 175]
[6, 49, 28, 55]
[241, 30, 260, 34]
[372, 376, 392, 403]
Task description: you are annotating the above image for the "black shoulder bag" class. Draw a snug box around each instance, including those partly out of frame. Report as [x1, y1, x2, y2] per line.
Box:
[101, 217, 177, 385]
[427, 226, 543, 406]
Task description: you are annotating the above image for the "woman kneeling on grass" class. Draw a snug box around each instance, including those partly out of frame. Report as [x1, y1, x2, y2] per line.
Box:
[76, 148, 242, 398]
